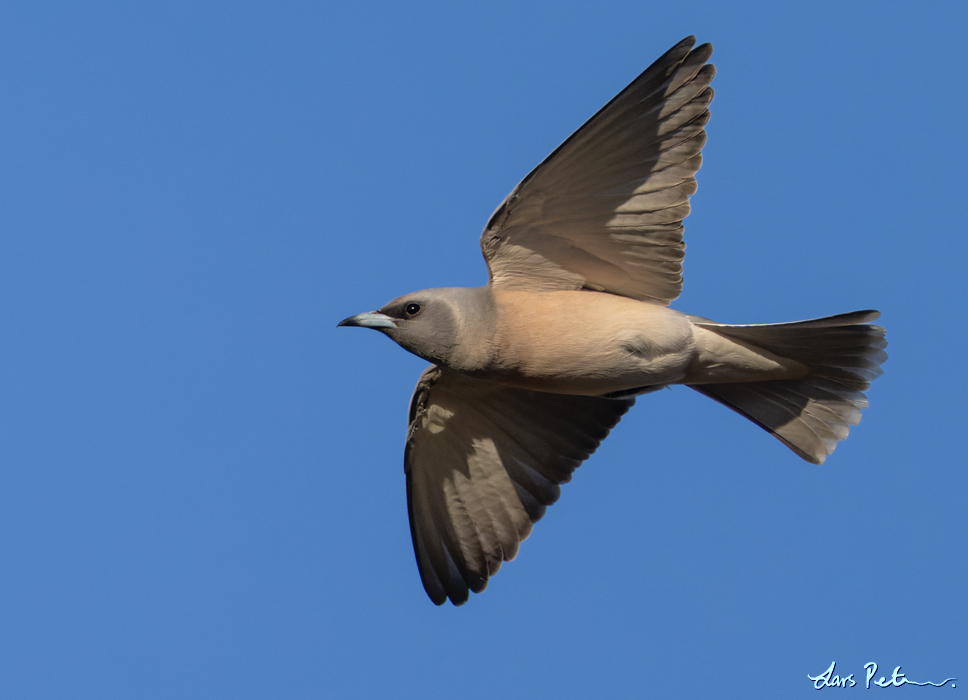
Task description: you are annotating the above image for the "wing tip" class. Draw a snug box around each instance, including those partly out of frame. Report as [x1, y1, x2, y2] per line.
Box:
[692, 41, 714, 61]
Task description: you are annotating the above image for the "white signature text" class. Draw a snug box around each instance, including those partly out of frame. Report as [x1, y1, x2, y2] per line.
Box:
[808, 661, 956, 690]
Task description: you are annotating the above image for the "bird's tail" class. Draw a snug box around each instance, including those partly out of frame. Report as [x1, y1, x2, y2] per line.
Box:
[688, 310, 887, 464]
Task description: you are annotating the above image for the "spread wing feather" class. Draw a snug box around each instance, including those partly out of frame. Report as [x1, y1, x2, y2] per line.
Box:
[405, 366, 634, 605]
[481, 36, 715, 304]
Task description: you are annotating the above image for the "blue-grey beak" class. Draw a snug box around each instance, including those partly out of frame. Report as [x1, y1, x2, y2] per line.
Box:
[337, 311, 397, 330]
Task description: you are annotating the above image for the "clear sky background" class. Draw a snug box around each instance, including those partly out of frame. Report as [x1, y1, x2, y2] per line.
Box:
[2, 1, 966, 698]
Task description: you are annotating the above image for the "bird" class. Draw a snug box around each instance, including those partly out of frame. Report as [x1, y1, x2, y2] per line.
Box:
[338, 36, 887, 606]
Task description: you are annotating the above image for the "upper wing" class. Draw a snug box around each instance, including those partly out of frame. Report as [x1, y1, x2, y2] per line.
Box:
[481, 36, 714, 305]
[405, 366, 634, 605]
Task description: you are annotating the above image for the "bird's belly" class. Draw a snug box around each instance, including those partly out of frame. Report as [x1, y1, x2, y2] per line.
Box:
[479, 290, 697, 396]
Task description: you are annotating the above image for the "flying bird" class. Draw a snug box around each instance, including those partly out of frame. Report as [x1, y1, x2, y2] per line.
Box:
[338, 36, 887, 606]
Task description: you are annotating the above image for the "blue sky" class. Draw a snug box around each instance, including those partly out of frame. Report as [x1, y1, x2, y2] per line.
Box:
[2, 1, 966, 698]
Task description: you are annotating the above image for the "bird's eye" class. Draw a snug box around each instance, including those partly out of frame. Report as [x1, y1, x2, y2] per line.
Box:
[405, 303, 421, 316]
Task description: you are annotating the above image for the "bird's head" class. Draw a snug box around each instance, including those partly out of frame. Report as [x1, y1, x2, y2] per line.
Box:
[338, 287, 495, 369]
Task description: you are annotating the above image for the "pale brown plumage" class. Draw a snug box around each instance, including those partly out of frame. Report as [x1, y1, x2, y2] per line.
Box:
[339, 36, 887, 605]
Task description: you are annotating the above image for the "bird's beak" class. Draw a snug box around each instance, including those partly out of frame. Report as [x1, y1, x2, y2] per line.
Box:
[337, 311, 397, 330]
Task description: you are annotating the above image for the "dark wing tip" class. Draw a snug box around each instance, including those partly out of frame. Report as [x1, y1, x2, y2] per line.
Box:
[692, 41, 714, 61]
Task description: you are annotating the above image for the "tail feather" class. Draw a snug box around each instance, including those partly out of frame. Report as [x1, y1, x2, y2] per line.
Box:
[689, 310, 887, 464]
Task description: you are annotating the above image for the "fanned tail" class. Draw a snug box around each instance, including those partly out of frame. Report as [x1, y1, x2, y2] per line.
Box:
[689, 310, 887, 464]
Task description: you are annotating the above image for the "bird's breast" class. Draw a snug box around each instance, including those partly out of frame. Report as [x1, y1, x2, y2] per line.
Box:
[475, 289, 697, 396]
